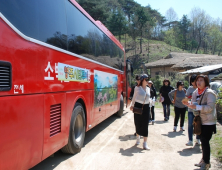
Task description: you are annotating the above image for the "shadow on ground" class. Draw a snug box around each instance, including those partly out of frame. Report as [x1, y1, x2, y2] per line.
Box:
[154, 120, 170, 124]
[84, 113, 122, 145]
[30, 111, 129, 170]
[217, 120, 222, 125]
[119, 134, 137, 141]
[30, 151, 72, 170]
[119, 145, 145, 156]
[162, 131, 186, 138]
[177, 144, 202, 157]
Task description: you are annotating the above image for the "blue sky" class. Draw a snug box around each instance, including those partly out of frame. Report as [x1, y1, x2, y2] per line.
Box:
[135, 0, 222, 20]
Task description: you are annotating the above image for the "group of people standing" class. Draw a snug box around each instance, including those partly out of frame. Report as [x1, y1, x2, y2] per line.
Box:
[129, 74, 217, 170]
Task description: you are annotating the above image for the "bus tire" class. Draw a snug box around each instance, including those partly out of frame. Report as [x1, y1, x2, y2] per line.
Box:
[116, 94, 124, 117]
[61, 102, 86, 154]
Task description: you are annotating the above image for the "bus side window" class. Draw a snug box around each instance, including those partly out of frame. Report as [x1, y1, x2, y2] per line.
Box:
[65, 0, 124, 71]
[0, 0, 68, 50]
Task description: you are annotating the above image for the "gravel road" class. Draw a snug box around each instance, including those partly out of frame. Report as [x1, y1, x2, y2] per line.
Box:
[31, 107, 221, 170]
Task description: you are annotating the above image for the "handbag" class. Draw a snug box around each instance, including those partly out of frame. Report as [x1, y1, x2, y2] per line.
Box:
[193, 115, 201, 135]
[193, 90, 206, 135]
[133, 93, 147, 115]
[172, 90, 177, 105]
[159, 96, 164, 103]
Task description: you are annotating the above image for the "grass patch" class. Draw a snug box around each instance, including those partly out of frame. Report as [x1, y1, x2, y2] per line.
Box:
[119, 34, 188, 63]
[211, 127, 222, 163]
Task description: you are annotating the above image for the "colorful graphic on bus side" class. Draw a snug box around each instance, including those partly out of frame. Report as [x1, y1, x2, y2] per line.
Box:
[58, 63, 90, 82]
[94, 70, 118, 107]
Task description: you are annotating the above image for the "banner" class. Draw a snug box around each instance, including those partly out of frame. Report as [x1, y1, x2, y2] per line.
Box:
[58, 63, 90, 82]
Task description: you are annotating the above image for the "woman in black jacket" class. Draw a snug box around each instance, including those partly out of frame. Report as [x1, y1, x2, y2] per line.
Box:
[148, 81, 157, 125]
[159, 79, 174, 121]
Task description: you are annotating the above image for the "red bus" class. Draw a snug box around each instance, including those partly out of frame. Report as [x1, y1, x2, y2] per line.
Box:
[0, 0, 132, 169]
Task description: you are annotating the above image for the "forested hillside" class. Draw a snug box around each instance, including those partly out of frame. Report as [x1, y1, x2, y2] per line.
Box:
[76, 0, 222, 72]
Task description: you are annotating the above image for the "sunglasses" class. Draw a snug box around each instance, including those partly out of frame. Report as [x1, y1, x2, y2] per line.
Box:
[145, 78, 149, 81]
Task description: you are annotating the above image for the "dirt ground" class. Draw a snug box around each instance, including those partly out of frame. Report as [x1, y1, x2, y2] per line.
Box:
[31, 107, 222, 170]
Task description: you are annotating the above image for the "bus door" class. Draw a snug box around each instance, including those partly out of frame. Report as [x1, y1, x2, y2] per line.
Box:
[126, 60, 133, 107]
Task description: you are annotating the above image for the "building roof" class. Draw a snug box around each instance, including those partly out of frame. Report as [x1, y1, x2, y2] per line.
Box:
[172, 56, 222, 69]
[145, 52, 222, 70]
[180, 64, 222, 74]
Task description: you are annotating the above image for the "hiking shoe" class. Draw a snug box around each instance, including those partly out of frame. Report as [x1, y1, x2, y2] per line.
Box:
[143, 142, 150, 150]
[135, 136, 140, 145]
[173, 126, 177, 132]
[194, 158, 204, 167]
[200, 162, 211, 170]
[186, 141, 193, 146]
[180, 127, 185, 131]
[196, 139, 201, 145]
[152, 120, 155, 125]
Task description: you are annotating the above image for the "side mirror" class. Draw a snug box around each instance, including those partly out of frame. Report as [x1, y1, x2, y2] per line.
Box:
[130, 64, 133, 76]
[127, 62, 131, 72]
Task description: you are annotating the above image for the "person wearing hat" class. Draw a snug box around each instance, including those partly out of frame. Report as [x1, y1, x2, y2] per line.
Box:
[168, 81, 187, 132]
[147, 81, 157, 125]
[130, 74, 151, 150]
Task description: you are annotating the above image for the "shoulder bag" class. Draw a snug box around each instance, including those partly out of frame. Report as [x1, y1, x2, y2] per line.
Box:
[193, 90, 206, 135]
[173, 90, 177, 105]
[133, 90, 147, 115]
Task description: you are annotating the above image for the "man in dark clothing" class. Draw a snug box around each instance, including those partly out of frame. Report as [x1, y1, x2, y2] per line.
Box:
[159, 79, 174, 121]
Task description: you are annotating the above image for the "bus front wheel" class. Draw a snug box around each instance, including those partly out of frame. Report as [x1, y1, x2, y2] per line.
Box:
[61, 102, 86, 154]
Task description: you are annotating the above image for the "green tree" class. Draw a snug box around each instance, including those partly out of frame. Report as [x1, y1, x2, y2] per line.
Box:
[189, 8, 210, 54]
[78, 0, 110, 25]
[107, 9, 128, 42]
[164, 29, 176, 50]
[207, 25, 221, 54]
[135, 7, 150, 53]
[178, 15, 191, 50]
[128, 15, 139, 55]
[118, 0, 139, 22]
[217, 32, 222, 55]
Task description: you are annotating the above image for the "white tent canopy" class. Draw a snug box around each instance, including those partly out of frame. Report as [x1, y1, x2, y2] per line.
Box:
[180, 64, 222, 74]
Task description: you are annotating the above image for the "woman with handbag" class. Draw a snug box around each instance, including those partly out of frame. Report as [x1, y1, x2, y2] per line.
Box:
[130, 74, 151, 150]
[159, 79, 174, 121]
[168, 81, 186, 132]
[183, 74, 201, 146]
[186, 75, 217, 170]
